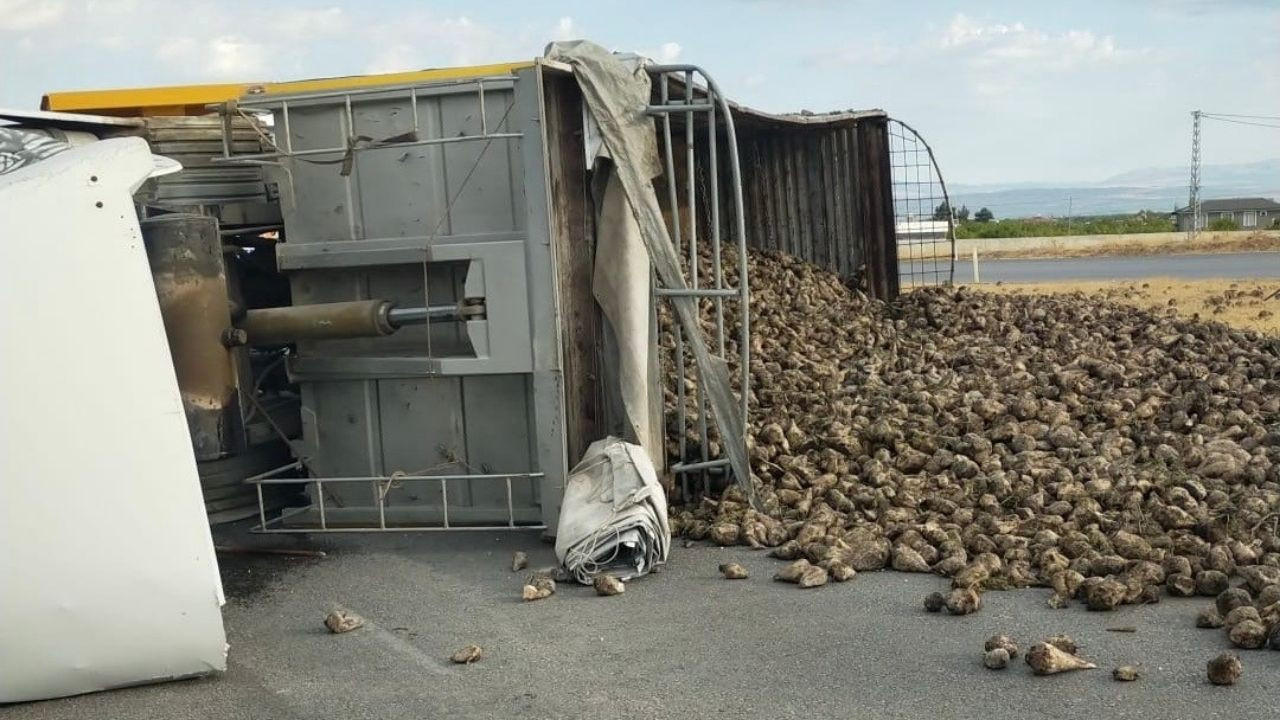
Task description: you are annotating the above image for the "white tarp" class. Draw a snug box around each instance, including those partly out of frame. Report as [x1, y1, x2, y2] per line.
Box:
[555, 437, 670, 583]
[592, 167, 664, 469]
[0, 138, 227, 703]
[0, 126, 72, 174]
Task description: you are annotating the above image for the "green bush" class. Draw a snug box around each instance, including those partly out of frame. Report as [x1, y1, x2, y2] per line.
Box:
[951, 211, 1175, 240]
[1207, 217, 1240, 231]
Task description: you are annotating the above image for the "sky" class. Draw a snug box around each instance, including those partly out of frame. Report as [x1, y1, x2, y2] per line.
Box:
[1, 0, 1276, 185]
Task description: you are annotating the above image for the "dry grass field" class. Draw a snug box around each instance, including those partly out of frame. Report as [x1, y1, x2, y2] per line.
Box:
[978, 231, 1280, 259]
[974, 277, 1280, 335]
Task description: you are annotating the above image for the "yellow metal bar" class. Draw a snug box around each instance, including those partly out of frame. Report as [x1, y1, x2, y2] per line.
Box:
[42, 61, 533, 117]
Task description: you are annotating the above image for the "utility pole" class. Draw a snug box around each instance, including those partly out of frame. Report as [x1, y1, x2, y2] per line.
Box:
[1066, 196, 1073, 236]
[1188, 110, 1202, 241]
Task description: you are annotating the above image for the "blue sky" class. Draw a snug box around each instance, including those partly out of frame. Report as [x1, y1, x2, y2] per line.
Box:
[1, 0, 1276, 184]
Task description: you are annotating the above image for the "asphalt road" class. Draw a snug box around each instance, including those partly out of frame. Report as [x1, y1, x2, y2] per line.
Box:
[8, 529, 1278, 720]
[932, 251, 1280, 283]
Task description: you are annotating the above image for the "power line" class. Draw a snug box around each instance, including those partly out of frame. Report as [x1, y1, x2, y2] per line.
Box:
[1201, 115, 1280, 129]
[1200, 112, 1280, 121]
[1202, 115, 1280, 128]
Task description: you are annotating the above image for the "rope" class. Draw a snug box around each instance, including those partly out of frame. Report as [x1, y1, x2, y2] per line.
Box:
[235, 105, 279, 152]
[562, 518, 626, 583]
[241, 351, 288, 424]
[378, 450, 483, 500]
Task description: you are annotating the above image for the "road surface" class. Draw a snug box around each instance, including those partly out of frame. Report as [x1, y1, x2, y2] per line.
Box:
[7, 527, 1277, 720]
[913, 251, 1280, 284]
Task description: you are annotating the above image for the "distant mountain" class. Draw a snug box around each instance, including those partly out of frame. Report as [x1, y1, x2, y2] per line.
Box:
[946, 159, 1280, 219]
[1101, 159, 1280, 189]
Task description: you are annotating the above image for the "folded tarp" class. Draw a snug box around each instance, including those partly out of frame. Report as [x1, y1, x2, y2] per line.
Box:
[555, 437, 670, 583]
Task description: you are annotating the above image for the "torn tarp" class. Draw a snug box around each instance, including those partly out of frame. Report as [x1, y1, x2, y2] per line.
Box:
[545, 39, 757, 507]
[555, 437, 670, 583]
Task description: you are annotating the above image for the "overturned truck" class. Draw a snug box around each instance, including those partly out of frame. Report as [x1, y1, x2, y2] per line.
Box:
[13, 45, 948, 534]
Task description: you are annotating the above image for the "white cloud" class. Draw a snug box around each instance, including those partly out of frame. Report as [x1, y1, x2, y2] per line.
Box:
[809, 39, 901, 68]
[155, 34, 268, 79]
[156, 36, 197, 63]
[365, 44, 419, 74]
[361, 15, 513, 73]
[806, 13, 1147, 102]
[0, 0, 553, 83]
[1, 1, 606, 101]
[939, 14, 1013, 49]
[0, 0, 65, 31]
[551, 16, 578, 41]
[206, 36, 268, 78]
[85, 0, 137, 13]
[940, 14, 1130, 71]
[273, 7, 346, 40]
[642, 41, 682, 64]
[811, 14, 1140, 75]
[67, 3, 533, 79]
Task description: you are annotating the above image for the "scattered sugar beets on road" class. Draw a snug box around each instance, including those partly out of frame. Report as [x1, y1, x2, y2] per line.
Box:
[665, 251, 1280, 626]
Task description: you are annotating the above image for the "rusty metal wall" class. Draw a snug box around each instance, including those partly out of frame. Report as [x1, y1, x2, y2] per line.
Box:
[141, 214, 241, 461]
[733, 113, 899, 298]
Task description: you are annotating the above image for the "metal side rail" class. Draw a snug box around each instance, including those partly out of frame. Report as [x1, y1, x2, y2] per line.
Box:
[647, 64, 751, 501]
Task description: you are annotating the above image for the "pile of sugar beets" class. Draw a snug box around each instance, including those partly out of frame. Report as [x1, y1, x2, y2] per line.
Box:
[665, 250, 1280, 651]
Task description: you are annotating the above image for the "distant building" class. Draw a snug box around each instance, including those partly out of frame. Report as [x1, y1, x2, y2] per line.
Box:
[1172, 197, 1280, 231]
[895, 218, 950, 243]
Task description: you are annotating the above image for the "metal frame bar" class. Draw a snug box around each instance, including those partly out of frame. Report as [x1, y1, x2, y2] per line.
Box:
[685, 71, 711, 490]
[219, 133, 523, 164]
[670, 458, 730, 473]
[657, 73, 689, 499]
[647, 103, 716, 114]
[647, 64, 751, 500]
[248, 472, 546, 533]
[216, 78, 520, 165]
[655, 288, 738, 298]
[235, 76, 516, 107]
